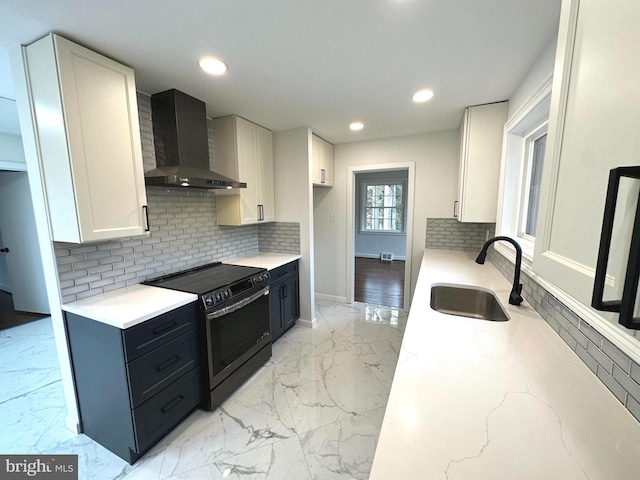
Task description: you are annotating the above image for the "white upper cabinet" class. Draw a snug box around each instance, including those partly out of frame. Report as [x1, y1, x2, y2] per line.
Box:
[533, 0, 640, 309]
[312, 134, 334, 187]
[25, 34, 148, 244]
[212, 115, 275, 225]
[456, 101, 508, 223]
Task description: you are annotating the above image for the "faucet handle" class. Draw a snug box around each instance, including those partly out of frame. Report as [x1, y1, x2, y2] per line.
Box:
[509, 285, 524, 306]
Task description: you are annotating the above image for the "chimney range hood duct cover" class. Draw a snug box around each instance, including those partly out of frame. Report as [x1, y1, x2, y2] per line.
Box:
[144, 89, 246, 189]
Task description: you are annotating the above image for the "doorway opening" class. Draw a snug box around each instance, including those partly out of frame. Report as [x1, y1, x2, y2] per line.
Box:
[0, 170, 50, 329]
[347, 163, 415, 310]
[0, 290, 46, 329]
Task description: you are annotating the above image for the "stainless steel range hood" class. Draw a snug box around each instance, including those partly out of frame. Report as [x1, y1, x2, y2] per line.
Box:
[144, 89, 246, 189]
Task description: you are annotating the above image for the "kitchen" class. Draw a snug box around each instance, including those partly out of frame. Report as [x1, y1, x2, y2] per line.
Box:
[2, 0, 640, 478]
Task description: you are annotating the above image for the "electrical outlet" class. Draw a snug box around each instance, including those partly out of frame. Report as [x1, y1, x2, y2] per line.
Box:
[330, 213, 336, 222]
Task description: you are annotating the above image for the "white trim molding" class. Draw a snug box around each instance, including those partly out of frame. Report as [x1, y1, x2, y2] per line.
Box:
[315, 292, 348, 304]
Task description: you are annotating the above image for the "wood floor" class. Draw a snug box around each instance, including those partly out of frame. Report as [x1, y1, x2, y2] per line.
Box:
[0, 290, 47, 330]
[354, 257, 405, 308]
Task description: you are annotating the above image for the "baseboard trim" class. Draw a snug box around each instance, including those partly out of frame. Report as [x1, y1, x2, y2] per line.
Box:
[355, 254, 407, 261]
[65, 415, 81, 434]
[297, 317, 316, 329]
[315, 293, 347, 303]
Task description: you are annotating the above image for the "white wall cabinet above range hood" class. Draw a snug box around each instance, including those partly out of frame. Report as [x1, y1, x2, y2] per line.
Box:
[212, 115, 275, 226]
[24, 33, 149, 244]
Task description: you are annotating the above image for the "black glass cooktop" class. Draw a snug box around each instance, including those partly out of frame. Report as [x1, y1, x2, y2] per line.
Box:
[144, 262, 265, 296]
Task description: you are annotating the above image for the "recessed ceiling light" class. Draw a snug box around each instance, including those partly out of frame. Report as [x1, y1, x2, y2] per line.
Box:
[350, 122, 364, 131]
[412, 89, 434, 103]
[198, 57, 228, 76]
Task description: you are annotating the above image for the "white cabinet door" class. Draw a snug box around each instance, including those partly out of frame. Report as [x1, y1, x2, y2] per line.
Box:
[456, 102, 507, 223]
[213, 115, 275, 225]
[26, 34, 147, 243]
[237, 117, 260, 223]
[533, 0, 640, 308]
[257, 126, 275, 222]
[312, 134, 334, 187]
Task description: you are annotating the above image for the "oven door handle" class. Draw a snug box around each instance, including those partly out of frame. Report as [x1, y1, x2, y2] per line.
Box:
[207, 287, 269, 320]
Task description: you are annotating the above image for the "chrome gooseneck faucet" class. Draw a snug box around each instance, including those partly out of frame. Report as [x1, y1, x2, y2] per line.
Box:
[475, 236, 523, 306]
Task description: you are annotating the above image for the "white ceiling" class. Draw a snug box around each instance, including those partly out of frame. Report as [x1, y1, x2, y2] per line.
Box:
[0, 0, 561, 144]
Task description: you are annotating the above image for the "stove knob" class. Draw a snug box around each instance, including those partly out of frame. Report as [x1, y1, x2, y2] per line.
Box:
[215, 292, 223, 302]
[262, 273, 270, 283]
[224, 289, 231, 299]
[205, 296, 214, 306]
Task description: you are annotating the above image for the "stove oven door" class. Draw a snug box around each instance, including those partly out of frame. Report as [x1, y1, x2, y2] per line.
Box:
[206, 286, 270, 388]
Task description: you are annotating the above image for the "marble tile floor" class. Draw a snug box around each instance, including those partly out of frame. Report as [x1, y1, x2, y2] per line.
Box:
[0, 299, 407, 480]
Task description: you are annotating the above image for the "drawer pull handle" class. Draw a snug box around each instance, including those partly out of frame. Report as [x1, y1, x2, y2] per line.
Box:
[143, 205, 150, 232]
[161, 394, 185, 414]
[152, 321, 179, 335]
[156, 355, 181, 372]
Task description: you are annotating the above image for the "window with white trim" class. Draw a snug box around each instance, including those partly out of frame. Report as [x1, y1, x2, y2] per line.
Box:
[360, 181, 406, 233]
[496, 82, 552, 259]
[519, 123, 548, 239]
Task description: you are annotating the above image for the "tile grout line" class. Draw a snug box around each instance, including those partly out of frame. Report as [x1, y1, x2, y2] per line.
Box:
[0, 378, 62, 407]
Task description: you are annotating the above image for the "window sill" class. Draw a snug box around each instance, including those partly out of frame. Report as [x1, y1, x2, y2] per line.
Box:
[358, 230, 407, 236]
[494, 241, 534, 269]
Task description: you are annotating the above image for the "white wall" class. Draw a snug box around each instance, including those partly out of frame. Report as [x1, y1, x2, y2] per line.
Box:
[0, 132, 26, 164]
[273, 127, 316, 325]
[314, 129, 459, 301]
[507, 33, 558, 121]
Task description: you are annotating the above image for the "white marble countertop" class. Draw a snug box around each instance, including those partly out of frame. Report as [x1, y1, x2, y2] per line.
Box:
[62, 284, 197, 329]
[370, 249, 640, 480]
[224, 252, 301, 271]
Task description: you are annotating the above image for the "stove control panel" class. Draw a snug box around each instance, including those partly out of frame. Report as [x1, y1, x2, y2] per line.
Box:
[203, 272, 269, 309]
[251, 272, 270, 286]
[204, 287, 232, 308]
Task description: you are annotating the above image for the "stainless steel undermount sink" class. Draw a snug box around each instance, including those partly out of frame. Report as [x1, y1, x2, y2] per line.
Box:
[430, 284, 510, 322]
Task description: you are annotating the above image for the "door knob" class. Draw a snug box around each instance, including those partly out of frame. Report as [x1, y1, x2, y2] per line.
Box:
[0, 248, 8, 253]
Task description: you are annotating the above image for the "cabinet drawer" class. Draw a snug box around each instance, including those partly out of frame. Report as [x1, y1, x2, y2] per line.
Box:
[127, 329, 199, 408]
[132, 367, 201, 453]
[123, 304, 197, 362]
[270, 261, 298, 282]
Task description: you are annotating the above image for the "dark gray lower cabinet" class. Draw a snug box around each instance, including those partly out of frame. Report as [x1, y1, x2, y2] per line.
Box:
[269, 260, 300, 342]
[65, 303, 201, 464]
